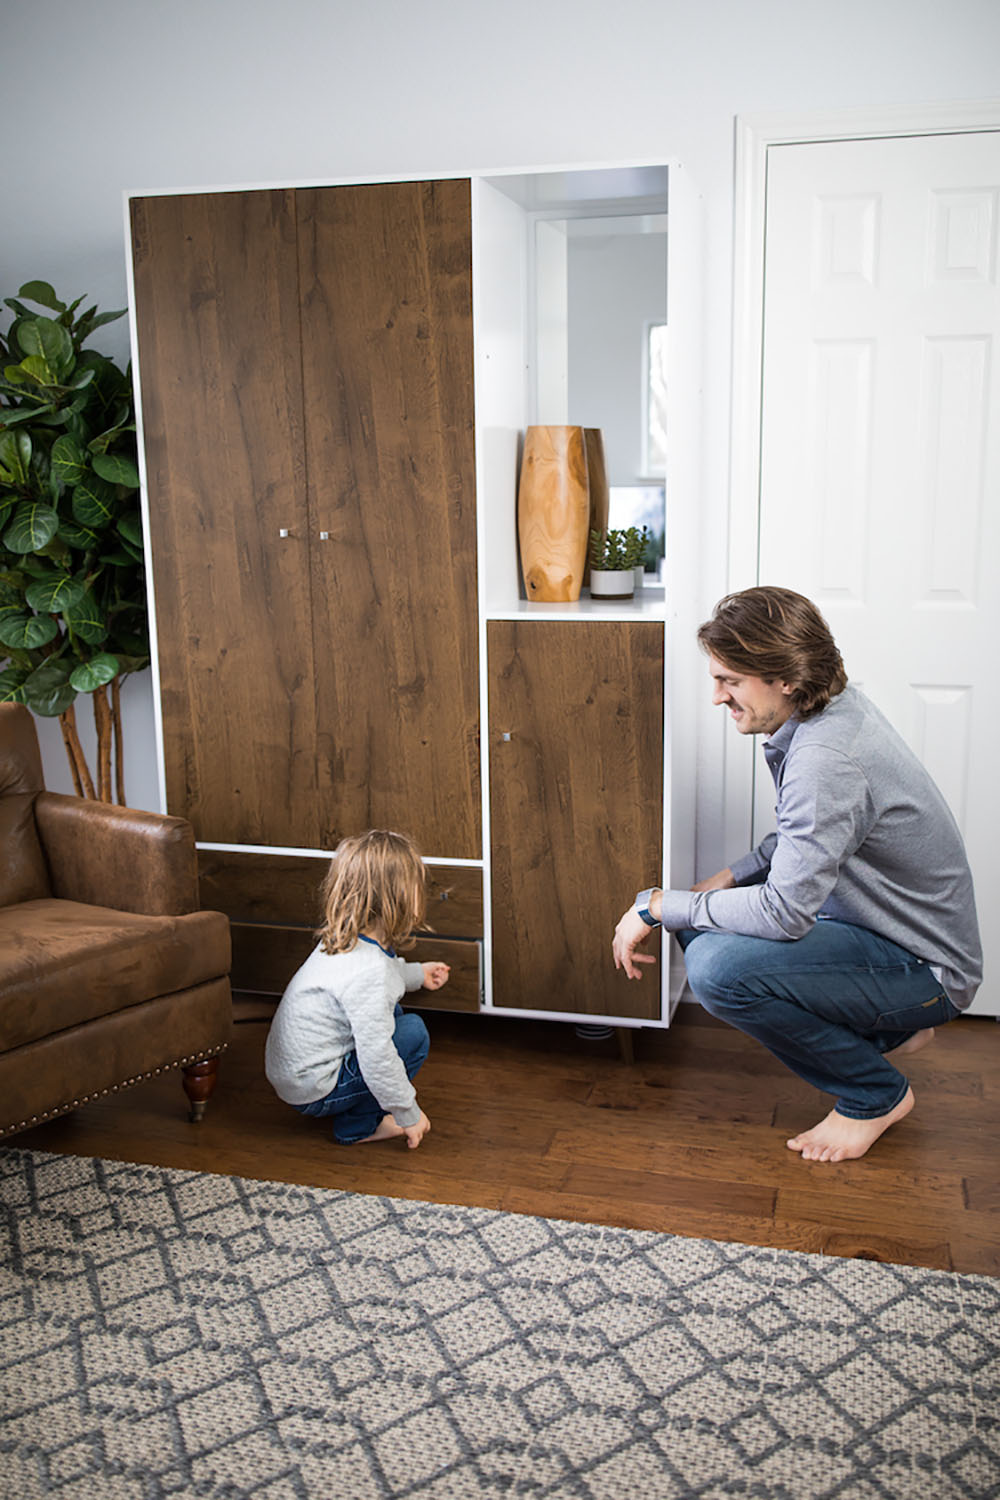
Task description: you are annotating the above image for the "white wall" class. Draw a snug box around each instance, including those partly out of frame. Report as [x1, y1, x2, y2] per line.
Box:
[5, 0, 999, 870]
[568, 230, 668, 485]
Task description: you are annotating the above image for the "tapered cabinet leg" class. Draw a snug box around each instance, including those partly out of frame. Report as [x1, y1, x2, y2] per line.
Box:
[182, 1057, 220, 1122]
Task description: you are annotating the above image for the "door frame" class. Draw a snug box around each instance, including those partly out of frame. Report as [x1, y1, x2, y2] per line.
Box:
[725, 99, 1000, 850]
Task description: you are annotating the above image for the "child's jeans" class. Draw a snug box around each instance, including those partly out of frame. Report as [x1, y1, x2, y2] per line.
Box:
[295, 1006, 430, 1143]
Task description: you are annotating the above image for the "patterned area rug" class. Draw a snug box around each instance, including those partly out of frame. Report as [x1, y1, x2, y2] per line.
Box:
[1, 1149, 998, 1500]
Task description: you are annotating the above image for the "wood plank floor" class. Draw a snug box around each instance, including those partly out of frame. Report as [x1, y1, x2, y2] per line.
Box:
[12, 1001, 999, 1277]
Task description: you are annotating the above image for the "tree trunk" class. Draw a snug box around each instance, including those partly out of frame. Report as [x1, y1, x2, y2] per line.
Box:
[58, 679, 129, 805]
[111, 675, 125, 804]
[58, 701, 96, 799]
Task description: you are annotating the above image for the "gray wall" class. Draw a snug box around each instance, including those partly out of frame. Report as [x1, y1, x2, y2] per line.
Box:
[5, 0, 1000, 871]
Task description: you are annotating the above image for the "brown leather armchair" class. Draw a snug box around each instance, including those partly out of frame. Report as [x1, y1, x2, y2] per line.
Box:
[0, 702, 232, 1137]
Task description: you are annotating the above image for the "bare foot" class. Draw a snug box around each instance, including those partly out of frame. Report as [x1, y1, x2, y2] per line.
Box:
[357, 1117, 406, 1143]
[885, 1028, 934, 1060]
[786, 1087, 914, 1163]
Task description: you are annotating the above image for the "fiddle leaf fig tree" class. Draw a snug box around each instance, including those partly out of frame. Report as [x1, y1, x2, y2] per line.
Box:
[0, 281, 149, 802]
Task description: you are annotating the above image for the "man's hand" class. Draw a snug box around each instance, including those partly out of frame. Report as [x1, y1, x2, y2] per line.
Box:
[612, 905, 658, 980]
[402, 1110, 431, 1149]
[422, 961, 450, 990]
[691, 867, 735, 893]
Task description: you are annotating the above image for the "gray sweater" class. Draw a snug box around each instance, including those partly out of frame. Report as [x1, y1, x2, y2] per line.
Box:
[658, 685, 982, 1009]
[264, 938, 426, 1122]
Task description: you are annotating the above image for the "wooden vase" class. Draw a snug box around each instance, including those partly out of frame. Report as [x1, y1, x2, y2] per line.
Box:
[583, 428, 609, 587]
[517, 425, 590, 602]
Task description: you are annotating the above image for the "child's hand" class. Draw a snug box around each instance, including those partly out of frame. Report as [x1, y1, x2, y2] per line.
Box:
[422, 961, 450, 991]
[403, 1110, 431, 1149]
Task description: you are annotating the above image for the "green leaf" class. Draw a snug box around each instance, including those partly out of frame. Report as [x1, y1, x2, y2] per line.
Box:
[16, 317, 75, 379]
[24, 573, 86, 613]
[118, 536, 145, 564]
[13, 355, 58, 388]
[4, 500, 59, 553]
[116, 510, 144, 547]
[70, 653, 119, 693]
[92, 451, 140, 488]
[63, 592, 107, 644]
[72, 472, 116, 529]
[68, 366, 96, 392]
[0, 429, 31, 485]
[0, 401, 56, 425]
[58, 517, 103, 551]
[22, 659, 76, 716]
[99, 547, 134, 567]
[0, 612, 59, 650]
[50, 435, 89, 488]
[0, 664, 30, 702]
[86, 309, 127, 331]
[18, 281, 64, 312]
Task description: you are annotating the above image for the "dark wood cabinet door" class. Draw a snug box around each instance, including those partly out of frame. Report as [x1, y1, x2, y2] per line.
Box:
[131, 191, 319, 846]
[488, 620, 664, 1021]
[297, 181, 481, 859]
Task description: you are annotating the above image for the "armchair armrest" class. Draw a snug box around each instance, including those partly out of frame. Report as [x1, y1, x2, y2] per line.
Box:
[34, 792, 200, 916]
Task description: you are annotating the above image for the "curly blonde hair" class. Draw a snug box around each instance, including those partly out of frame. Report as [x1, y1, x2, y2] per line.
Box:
[317, 830, 427, 955]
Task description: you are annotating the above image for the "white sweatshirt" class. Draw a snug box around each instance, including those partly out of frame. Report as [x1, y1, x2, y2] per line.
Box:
[264, 937, 426, 1123]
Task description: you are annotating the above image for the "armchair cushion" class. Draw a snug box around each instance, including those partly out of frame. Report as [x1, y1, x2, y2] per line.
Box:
[0, 900, 231, 1051]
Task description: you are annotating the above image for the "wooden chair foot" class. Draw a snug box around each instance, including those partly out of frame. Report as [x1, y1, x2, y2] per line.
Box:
[182, 1056, 220, 1122]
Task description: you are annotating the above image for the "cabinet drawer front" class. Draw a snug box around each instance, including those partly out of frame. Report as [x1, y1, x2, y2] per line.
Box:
[200, 850, 483, 936]
[229, 923, 480, 1013]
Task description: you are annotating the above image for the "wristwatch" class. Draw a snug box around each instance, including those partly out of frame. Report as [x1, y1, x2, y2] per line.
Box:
[634, 888, 661, 927]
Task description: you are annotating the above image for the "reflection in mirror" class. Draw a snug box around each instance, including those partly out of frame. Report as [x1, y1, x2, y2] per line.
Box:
[533, 204, 667, 580]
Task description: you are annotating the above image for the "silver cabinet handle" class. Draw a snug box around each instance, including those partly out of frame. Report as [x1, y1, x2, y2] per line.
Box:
[319, 531, 330, 541]
[279, 528, 290, 538]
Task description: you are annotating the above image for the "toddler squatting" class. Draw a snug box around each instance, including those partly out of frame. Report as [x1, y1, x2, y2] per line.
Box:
[264, 830, 449, 1147]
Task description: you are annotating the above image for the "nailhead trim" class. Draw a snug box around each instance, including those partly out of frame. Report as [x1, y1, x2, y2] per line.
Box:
[1, 1044, 229, 1137]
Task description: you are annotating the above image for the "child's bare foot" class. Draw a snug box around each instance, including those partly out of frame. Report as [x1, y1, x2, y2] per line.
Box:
[786, 1087, 914, 1163]
[885, 1028, 934, 1060]
[357, 1117, 406, 1143]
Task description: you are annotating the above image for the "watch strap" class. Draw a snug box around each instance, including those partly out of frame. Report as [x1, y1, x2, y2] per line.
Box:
[635, 888, 661, 927]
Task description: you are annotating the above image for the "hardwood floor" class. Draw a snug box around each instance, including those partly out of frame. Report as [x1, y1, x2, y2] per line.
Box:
[12, 1001, 1000, 1277]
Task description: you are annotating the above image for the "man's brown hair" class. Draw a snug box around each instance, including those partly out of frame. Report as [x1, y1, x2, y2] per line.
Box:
[697, 586, 847, 720]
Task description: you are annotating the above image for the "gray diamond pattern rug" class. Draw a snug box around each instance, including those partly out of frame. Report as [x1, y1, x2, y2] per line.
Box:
[1, 1148, 998, 1499]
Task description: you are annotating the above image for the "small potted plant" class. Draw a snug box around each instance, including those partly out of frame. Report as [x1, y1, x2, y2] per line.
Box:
[588, 528, 635, 599]
[622, 524, 651, 593]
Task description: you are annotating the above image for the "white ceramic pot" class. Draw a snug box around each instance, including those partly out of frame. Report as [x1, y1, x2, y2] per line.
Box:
[589, 568, 634, 600]
[633, 565, 645, 593]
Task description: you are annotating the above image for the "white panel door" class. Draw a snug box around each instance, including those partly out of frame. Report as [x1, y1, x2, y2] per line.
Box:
[757, 130, 1000, 1016]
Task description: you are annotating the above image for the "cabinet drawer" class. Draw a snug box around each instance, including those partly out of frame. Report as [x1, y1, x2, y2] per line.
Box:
[199, 850, 483, 935]
[229, 923, 481, 1013]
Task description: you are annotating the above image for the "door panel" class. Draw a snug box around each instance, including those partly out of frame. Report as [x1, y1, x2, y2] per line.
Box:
[297, 181, 481, 858]
[131, 191, 319, 845]
[757, 131, 1000, 1014]
[488, 620, 663, 1020]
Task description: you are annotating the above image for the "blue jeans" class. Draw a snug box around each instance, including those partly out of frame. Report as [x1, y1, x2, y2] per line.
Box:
[295, 1007, 429, 1143]
[677, 920, 960, 1119]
